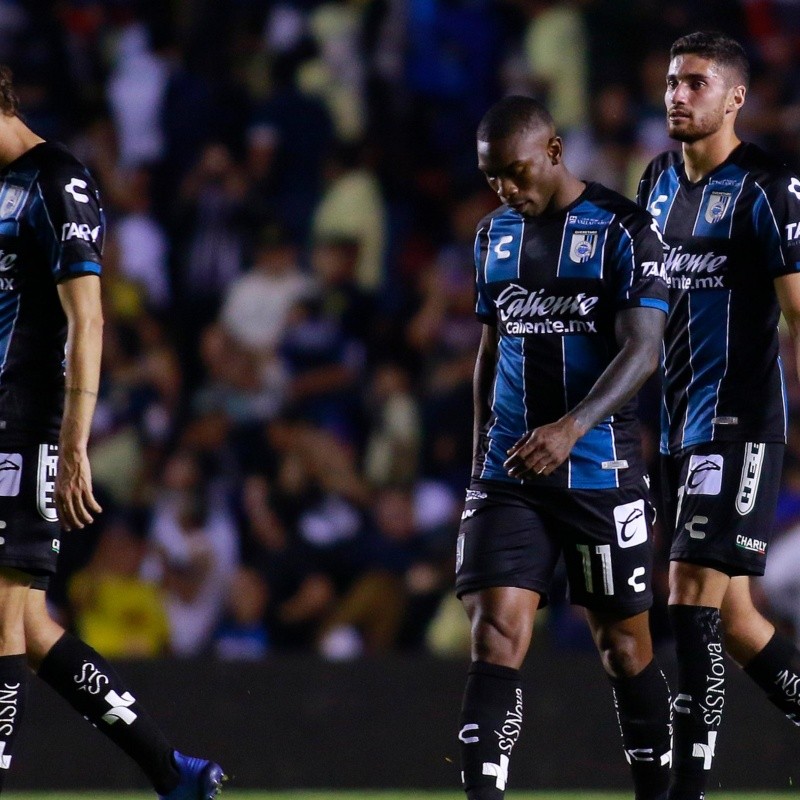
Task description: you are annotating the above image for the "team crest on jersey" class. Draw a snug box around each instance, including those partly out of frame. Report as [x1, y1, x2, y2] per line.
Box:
[0, 185, 23, 218]
[569, 230, 597, 263]
[704, 191, 731, 224]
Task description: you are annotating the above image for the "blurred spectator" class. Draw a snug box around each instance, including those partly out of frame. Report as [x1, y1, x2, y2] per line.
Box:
[521, 0, 589, 133]
[143, 449, 240, 656]
[312, 142, 388, 294]
[109, 165, 171, 311]
[363, 362, 422, 486]
[106, 19, 169, 167]
[69, 517, 170, 658]
[219, 226, 312, 356]
[214, 566, 271, 660]
[247, 50, 335, 242]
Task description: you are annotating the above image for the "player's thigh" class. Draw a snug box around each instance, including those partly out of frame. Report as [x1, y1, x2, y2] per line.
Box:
[667, 442, 783, 576]
[455, 480, 561, 605]
[555, 478, 655, 616]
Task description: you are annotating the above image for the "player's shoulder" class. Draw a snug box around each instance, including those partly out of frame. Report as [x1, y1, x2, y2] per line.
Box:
[641, 149, 682, 184]
[580, 181, 654, 233]
[734, 141, 799, 190]
[25, 141, 90, 176]
[475, 204, 515, 233]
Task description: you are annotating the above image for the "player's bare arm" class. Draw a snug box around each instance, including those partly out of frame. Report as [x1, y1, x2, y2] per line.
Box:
[56, 274, 103, 531]
[472, 324, 498, 464]
[775, 272, 800, 381]
[505, 306, 665, 479]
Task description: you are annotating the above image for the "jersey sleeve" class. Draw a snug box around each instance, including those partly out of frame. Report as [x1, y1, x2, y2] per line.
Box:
[30, 161, 104, 282]
[611, 211, 669, 313]
[473, 222, 496, 325]
[751, 170, 800, 278]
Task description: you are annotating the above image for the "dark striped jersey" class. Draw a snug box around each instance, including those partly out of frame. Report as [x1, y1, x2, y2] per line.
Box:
[473, 181, 668, 490]
[638, 143, 800, 455]
[0, 141, 104, 446]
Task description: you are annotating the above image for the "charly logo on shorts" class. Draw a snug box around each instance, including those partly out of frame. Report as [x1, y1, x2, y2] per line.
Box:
[0, 454, 22, 497]
[685, 454, 723, 495]
[736, 442, 764, 516]
[613, 499, 647, 548]
[36, 444, 58, 522]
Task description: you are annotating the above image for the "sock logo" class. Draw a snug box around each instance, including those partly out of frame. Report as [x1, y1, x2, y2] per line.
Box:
[75, 661, 110, 695]
[458, 723, 479, 744]
[673, 692, 692, 715]
[703, 643, 725, 727]
[482, 754, 509, 790]
[102, 690, 138, 726]
[0, 741, 11, 770]
[692, 730, 717, 770]
[0, 682, 20, 739]
[775, 669, 800, 707]
[494, 687, 523, 753]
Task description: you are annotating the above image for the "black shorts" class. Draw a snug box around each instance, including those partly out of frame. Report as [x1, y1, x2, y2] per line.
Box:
[0, 443, 60, 590]
[661, 441, 784, 576]
[455, 477, 655, 616]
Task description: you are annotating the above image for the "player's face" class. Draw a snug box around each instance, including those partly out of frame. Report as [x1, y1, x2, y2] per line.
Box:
[477, 127, 561, 217]
[665, 54, 744, 143]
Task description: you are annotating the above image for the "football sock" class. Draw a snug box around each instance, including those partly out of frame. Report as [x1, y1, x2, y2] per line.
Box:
[610, 658, 672, 800]
[0, 655, 28, 790]
[668, 605, 724, 800]
[743, 630, 800, 724]
[458, 660, 523, 800]
[37, 632, 179, 794]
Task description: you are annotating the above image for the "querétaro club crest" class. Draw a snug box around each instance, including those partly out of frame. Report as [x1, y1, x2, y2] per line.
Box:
[569, 230, 597, 263]
[704, 191, 731, 224]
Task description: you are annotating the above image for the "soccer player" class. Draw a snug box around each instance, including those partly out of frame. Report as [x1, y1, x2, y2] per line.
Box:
[638, 31, 800, 800]
[456, 95, 672, 800]
[0, 66, 224, 798]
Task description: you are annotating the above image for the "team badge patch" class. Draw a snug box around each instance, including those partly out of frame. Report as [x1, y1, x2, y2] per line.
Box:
[613, 499, 647, 548]
[704, 191, 731, 224]
[0, 453, 21, 496]
[569, 230, 597, 263]
[685, 454, 723, 495]
[0, 184, 23, 218]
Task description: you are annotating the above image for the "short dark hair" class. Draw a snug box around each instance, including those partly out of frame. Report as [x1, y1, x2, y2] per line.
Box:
[0, 66, 18, 117]
[670, 31, 750, 87]
[477, 95, 554, 142]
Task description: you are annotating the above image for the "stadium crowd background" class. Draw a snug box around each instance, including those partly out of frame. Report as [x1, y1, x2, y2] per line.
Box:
[6, 0, 800, 661]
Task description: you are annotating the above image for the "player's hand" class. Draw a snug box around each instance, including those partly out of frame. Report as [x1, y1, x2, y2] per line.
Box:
[504, 416, 584, 479]
[55, 446, 103, 531]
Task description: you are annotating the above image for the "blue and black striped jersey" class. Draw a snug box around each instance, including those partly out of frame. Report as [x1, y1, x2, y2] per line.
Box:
[0, 141, 104, 445]
[638, 143, 800, 455]
[473, 181, 668, 490]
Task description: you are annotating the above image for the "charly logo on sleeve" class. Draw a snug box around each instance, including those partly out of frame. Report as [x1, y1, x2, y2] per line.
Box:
[494, 283, 599, 335]
[64, 178, 89, 203]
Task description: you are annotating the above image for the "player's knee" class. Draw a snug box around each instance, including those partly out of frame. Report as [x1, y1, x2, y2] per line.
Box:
[471, 612, 528, 666]
[596, 630, 647, 678]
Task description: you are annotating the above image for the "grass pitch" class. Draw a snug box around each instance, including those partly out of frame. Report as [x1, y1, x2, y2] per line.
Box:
[5, 792, 798, 800]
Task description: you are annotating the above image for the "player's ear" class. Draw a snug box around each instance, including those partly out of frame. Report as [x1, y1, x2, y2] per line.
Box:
[728, 84, 746, 113]
[547, 136, 563, 166]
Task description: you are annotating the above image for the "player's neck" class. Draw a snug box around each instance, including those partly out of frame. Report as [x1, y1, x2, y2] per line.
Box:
[550, 173, 586, 213]
[0, 115, 45, 170]
[681, 129, 741, 183]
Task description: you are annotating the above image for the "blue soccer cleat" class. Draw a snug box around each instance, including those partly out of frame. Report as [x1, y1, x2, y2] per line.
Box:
[158, 751, 226, 800]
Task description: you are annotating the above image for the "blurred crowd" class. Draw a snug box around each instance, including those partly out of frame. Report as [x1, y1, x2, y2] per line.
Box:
[6, 0, 800, 660]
